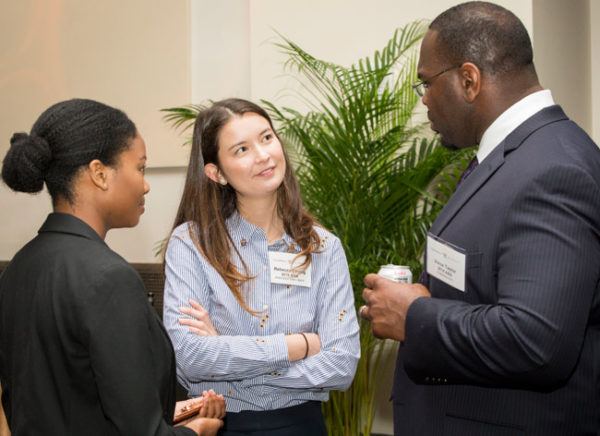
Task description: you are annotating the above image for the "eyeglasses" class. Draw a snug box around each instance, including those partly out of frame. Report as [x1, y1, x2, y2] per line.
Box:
[411, 65, 462, 98]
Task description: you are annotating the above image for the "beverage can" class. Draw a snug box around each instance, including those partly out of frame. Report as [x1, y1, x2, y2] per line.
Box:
[378, 264, 412, 283]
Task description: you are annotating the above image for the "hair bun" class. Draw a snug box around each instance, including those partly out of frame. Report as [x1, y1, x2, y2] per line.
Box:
[1, 132, 52, 193]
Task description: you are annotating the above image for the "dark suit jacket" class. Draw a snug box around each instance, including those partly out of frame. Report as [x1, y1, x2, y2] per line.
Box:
[392, 106, 600, 435]
[0, 213, 194, 436]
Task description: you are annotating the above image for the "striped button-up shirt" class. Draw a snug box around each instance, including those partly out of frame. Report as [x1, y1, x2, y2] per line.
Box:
[163, 212, 360, 412]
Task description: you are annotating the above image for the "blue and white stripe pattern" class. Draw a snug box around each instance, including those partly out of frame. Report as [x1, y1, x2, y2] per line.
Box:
[163, 211, 360, 412]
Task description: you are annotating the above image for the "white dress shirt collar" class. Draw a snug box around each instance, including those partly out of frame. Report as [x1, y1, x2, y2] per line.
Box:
[477, 89, 555, 163]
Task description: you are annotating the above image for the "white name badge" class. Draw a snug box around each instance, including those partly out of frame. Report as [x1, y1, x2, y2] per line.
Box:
[426, 234, 466, 292]
[268, 251, 312, 288]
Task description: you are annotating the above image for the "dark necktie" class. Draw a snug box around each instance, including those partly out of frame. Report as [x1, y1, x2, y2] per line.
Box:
[456, 156, 479, 188]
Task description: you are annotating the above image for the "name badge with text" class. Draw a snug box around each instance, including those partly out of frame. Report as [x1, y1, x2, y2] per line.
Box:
[268, 251, 312, 288]
[426, 234, 466, 292]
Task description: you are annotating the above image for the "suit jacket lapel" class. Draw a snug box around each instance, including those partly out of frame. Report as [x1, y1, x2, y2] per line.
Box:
[430, 146, 504, 235]
[429, 105, 568, 236]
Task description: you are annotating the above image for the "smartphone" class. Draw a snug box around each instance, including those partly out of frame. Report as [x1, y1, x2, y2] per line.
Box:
[173, 400, 203, 424]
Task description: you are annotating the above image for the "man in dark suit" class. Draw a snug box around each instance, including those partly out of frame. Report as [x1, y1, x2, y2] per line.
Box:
[360, 2, 600, 434]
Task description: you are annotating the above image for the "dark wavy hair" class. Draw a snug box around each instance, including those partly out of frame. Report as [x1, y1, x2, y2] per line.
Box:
[2, 98, 136, 204]
[170, 98, 320, 314]
[430, 1, 534, 75]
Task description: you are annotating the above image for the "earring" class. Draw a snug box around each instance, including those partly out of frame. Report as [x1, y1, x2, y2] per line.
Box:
[219, 177, 226, 184]
[103, 183, 108, 189]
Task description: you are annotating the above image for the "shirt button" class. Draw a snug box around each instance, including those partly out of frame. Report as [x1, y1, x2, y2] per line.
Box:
[263, 265, 267, 270]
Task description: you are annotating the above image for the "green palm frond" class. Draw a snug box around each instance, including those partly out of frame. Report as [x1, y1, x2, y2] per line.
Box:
[161, 104, 206, 135]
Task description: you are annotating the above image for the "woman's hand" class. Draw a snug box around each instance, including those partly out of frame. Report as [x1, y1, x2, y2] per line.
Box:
[174, 390, 225, 420]
[196, 389, 226, 419]
[178, 416, 223, 436]
[174, 390, 225, 435]
[179, 299, 218, 336]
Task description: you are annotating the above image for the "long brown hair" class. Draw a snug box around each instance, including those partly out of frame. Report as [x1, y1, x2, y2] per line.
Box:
[170, 98, 320, 314]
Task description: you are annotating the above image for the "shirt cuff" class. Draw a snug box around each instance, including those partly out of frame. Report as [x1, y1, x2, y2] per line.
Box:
[264, 333, 291, 369]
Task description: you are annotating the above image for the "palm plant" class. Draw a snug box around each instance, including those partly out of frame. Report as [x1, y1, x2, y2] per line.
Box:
[161, 20, 474, 435]
[262, 22, 474, 435]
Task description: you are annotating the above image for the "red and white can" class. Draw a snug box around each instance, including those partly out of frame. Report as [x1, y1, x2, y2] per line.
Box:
[378, 264, 412, 283]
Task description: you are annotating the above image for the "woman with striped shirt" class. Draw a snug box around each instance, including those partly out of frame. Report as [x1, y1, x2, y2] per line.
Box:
[163, 98, 360, 435]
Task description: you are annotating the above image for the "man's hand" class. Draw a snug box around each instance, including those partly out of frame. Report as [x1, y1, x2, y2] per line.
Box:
[360, 273, 430, 342]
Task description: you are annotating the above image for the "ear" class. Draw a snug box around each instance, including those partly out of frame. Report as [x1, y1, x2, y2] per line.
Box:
[88, 159, 109, 190]
[204, 163, 227, 185]
[459, 62, 481, 103]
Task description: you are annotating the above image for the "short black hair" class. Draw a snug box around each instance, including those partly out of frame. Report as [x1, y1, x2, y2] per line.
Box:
[2, 98, 136, 204]
[430, 1, 534, 75]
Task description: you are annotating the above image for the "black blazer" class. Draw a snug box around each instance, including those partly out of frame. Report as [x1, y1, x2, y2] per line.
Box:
[0, 213, 194, 435]
[392, 106, 600, 435]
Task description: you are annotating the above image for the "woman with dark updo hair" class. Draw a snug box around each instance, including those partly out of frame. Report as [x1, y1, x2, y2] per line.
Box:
[0, 99, 224, 436]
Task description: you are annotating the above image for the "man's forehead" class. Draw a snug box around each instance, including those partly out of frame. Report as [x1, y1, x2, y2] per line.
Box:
[418, 30, 441, 72]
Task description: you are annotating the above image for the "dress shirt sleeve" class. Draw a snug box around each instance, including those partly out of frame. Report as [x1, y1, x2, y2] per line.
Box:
[163, 232, 291, 382]
[403, 162, 600, 388]
[85, 263, 194, 436]
[263, 237, 361, 391]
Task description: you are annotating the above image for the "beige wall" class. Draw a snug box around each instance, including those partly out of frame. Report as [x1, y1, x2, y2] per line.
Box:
[532, 0, 591, 136]
[0, 0, 191, 260]
[247, 0, 531, 109]
[0, 0, 191, 167]
[191, 0, 251, 102]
